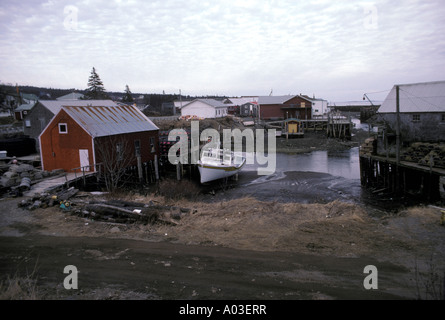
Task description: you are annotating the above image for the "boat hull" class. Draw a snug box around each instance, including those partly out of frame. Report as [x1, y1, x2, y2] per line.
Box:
[197, 159, 245, 184]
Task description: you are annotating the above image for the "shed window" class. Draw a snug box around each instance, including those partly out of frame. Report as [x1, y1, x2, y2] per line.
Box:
[59, 123, 68, 133]
[25, 120, 31, 128]
[412, 114, 420, 122]
[150, 137, 156, 153]
[134, 140, 141, 157]
[116, 143, 124, 161]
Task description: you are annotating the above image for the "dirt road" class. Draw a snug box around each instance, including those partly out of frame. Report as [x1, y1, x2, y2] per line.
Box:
[0, 234, 406, 300]
[1, 194, 444, 301]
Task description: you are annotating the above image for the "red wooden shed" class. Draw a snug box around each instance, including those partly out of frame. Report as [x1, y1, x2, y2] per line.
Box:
[39, 105, 159, 173]
[258, 95, 313, 120]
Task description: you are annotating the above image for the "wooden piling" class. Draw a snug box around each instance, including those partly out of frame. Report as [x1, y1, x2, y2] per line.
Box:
[360, 153, 443, 201]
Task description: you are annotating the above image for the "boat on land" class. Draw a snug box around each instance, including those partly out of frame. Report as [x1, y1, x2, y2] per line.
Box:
[197, 148, 246, 184]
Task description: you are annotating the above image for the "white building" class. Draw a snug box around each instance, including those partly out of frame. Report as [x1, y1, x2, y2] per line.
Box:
[181, 99, 230, 119]
[310, 98, 329, 117]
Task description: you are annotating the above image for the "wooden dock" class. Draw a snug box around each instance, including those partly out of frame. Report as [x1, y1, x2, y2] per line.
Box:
[359, 154, 444, 201]
[266, 115, 353, 140]
[23, 171, 97, 197]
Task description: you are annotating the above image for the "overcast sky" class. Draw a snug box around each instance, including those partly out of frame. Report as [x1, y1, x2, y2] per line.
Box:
[1, 0, 444, 102]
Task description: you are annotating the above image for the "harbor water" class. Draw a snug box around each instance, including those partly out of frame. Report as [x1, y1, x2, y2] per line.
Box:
[203, 146, 429, 213]
[205, 147, 363, 204]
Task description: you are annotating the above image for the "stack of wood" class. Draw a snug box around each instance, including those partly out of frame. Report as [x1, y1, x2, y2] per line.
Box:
[359, 137, 376, 156]
[401, 143, 445, 169]
[81, 199, 193, 225]
[18, 188, 194, 225]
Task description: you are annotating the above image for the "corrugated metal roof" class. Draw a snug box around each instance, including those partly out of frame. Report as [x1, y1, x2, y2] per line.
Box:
[39, 100, 118, 115]
[62, 105, 159, 138]
[378, 80, 445, 113]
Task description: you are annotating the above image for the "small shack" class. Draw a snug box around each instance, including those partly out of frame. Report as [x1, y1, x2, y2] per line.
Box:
[283, 118, 304, 138]
[39, 105, 159, 173]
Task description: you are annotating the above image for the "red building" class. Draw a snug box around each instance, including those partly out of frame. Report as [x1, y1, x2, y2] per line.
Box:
[258, 95, 313, 120]
[39, 105, 159, 172]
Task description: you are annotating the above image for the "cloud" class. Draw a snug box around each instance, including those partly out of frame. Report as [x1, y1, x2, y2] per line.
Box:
[0, 0, 444, 100]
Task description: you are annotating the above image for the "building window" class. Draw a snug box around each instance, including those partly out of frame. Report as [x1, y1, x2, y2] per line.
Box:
[39, 118, 45, 131]
[134, 140, 141, 157]
[59, 123, 68, 133]
[116, 142, 124, 161]
[412, 114, 420, 122]
[25, 120, 31, 128]
[150, 137, 156, 153]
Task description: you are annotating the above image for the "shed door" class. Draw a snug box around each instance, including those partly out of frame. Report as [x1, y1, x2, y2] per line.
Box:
[79, 149, 90, 172]
[288, 123, 298, 134]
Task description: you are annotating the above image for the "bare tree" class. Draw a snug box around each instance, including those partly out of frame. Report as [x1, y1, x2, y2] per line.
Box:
[94, 136, 135, 192]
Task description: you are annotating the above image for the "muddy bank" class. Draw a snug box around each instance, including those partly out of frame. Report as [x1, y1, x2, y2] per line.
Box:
[199, 170, 359, 205]
[1, 127, 444, 301]
[1, 193, 444, 300]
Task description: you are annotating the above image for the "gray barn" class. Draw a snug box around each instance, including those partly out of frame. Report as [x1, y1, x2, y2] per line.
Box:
[377, 80, 445, 143]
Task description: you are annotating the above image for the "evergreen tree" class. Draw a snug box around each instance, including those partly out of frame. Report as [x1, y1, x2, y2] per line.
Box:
[122, 84, 134, 103]
[84, 67, 108, 99]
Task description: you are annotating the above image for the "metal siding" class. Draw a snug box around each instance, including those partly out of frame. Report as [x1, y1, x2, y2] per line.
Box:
[39, 100, 118, 115]
[63, 105, 158, 138]
[379, 81, 445, 113]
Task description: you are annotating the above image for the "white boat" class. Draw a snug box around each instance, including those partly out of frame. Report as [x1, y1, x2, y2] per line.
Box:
[197, 148, 246, 184]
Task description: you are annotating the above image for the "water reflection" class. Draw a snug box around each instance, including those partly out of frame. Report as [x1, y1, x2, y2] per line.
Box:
[242, 147, 360, 181]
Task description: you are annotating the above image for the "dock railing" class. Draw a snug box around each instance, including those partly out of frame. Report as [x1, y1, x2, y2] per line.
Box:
[69, 163, 103, 185]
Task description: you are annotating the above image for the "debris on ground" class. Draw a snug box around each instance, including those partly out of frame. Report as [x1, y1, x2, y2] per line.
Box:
[17, 188, 194, 226]
[0, 159, 64, 197]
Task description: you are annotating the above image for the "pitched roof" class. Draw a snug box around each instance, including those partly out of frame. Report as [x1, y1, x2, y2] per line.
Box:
[56, 92, 85, 100]
[225, 97, 258, 105]
[15, 102, 37, 112]
[378, 80, 445, 113]
[257, 95, 313, 105]
[39, 99, 118, 115]
[62, 105, 159, 138]
[183, 99, 229, 108]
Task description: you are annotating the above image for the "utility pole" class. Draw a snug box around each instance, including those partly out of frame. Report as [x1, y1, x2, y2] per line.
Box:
[395, 85, 401, 165]
[395, 85, 401, 194]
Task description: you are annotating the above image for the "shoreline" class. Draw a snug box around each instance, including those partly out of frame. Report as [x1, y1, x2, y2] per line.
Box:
[1, 192, 444, 300]
[1, 127, 444, 300]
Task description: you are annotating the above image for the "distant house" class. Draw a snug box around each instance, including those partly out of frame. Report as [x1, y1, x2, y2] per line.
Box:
[224, 97, 259, 116]
[14, 101, 37, 120]
[173, 99, 193, 113]
[23, 99, 117, 151]
[39, 105, 159, 172]
[301, 96, 329, 118]
[161, 102, 176, 115]
[20, 93, 39, 104]
[377, 80, 445, 143]
[56, 92, 85, 100]
[258, 95, 313, 120]
[181, 99, 229, 119]
[13, 93, 39, 120]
